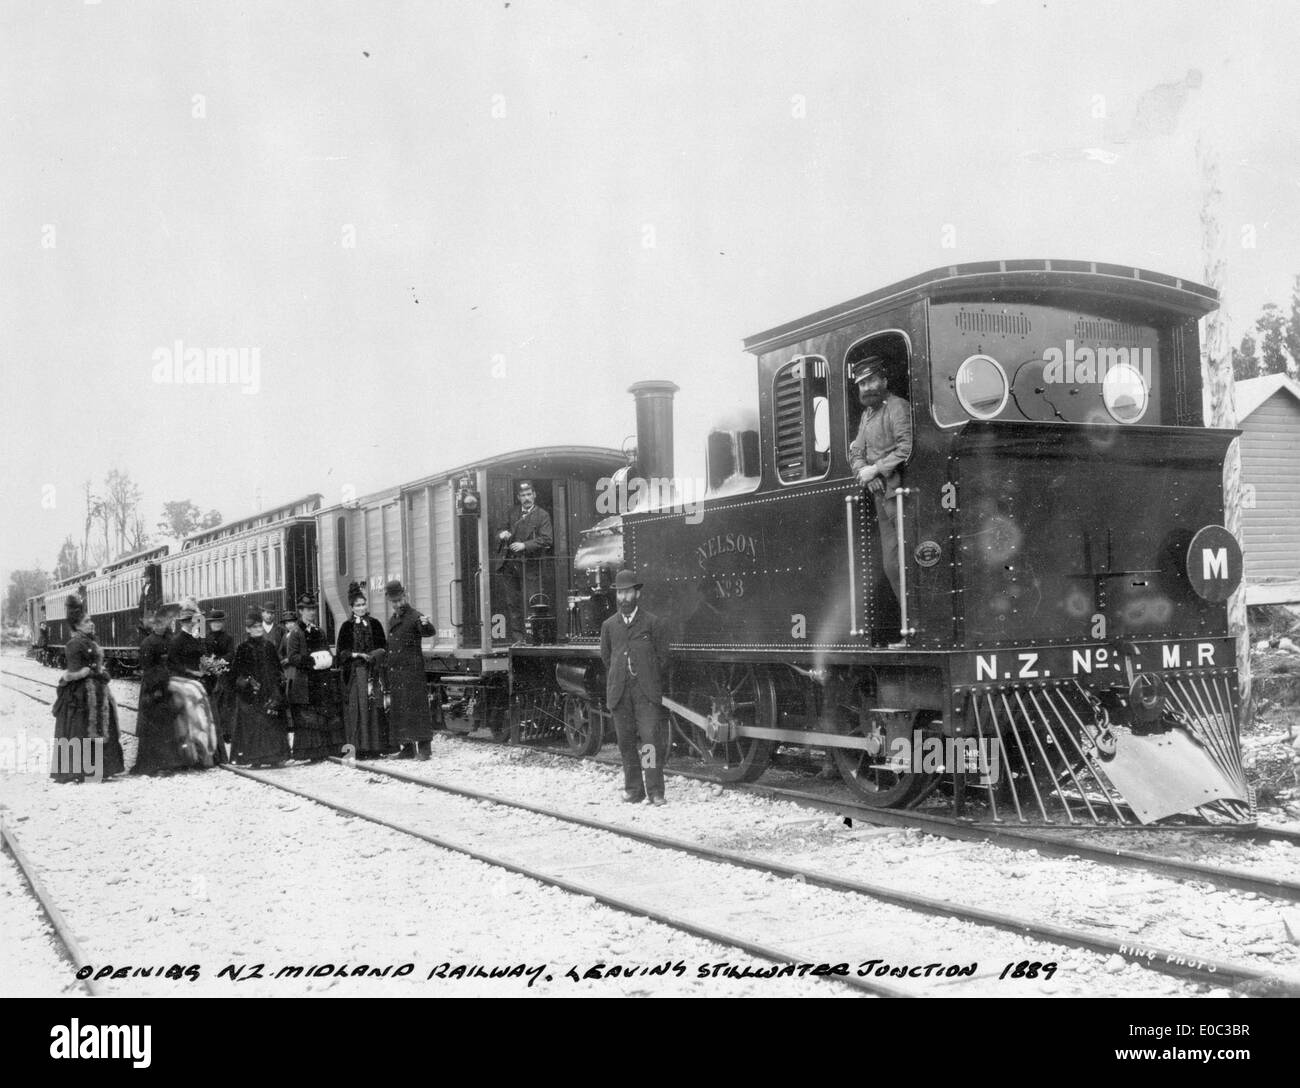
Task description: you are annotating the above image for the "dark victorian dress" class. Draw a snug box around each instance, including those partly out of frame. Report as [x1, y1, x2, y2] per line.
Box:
[230, 636, 290, 765]
[203, 629, 236, 738]
[337, 615, 389, 757]
[386, 604, 435, 745]
[131, 630, 189, 775]
[166, 629, 224, 767]
[282, 621, 343, 760]
[50, 632, 125, 783]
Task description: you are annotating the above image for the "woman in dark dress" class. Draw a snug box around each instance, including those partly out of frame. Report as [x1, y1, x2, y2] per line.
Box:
[166, 606, 224, 767]
[203, 610, 236, 742]
[131, 604, 191, 775]
[280, 593, 342, 761]
[50, 596, 125, 783]
[384, 580, 435, 759]
[336, 583, 389, 759]
[229, 609, 290, 766]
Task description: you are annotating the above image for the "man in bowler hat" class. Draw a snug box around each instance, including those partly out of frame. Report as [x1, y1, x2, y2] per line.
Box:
[600, 569, 671, 805]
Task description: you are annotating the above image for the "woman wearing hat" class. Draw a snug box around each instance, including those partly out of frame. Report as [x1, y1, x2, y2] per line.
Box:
[336, 583, 389, 759]
[384, 580, 435, 759]
[203, 609, 236, 739]
[131, 604, 188, 775]
[229, 608, 290, 766]
[281, 593, 343, 760]
[50, 595, 125, 783]
[166, 605, 224, 767]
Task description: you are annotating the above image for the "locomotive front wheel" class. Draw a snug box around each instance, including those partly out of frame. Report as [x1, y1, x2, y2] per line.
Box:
[667, 664, 775, 783]
[563, 694, 603, 757]
[831, 697, 932, 808]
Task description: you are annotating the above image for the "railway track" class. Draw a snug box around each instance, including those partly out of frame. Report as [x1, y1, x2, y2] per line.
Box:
[323, 755, 1300, 994]
[4, 667, 1298, 994]
[0, 673, 893, 996]
[4, 658, 1299, 901]
[448, 728, 1300, 895]
[0, 821, 101, 996]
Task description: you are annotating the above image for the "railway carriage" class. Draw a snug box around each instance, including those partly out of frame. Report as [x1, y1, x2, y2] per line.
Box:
[34, 496, 322, 670]
[160, 494, 322, 643]
[524, 260, 1250, 826]
[316, 446, 626, 739]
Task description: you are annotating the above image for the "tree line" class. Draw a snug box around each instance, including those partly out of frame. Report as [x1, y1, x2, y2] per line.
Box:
[1230, 274, 1300, 381]
[3, 469, 221, 627]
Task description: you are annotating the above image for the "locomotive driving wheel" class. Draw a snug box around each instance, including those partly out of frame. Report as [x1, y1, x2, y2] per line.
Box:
[831, 688, 933, 807]
[667, 664, 775, 783]
[563, 694, 603, 758]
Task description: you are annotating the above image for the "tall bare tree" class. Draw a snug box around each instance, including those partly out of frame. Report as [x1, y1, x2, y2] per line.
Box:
[1197, 139, 1250, 720]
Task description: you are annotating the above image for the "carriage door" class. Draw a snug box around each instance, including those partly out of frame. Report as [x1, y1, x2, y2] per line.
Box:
[456, 512, 482, 645]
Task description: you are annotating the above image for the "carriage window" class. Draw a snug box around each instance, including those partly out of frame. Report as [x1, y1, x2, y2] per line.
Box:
[773, 356, 831, 483]
[273, 541, 282, 587]
[336, 516, 347, 576]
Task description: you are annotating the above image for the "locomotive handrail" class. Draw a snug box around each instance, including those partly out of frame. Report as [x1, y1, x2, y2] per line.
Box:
[895, 487, 916, 641]
[844, 494, 860, 637]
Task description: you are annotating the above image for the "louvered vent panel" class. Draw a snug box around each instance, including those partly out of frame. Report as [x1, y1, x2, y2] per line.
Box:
[955, 310, 1030, 335]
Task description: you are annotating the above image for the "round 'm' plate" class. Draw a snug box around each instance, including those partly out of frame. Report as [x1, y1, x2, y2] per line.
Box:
[1186, 525, 1242, 602]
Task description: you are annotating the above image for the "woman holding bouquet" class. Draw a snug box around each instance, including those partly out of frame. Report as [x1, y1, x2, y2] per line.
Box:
[229, 609, 290, 766]
[166, 605, 224, 767]
[50, 595, 125, 783]
[336, 583, 389, 759]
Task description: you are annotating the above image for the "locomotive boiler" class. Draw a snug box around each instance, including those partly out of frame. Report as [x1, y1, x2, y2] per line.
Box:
[526, 259, 1249, 825]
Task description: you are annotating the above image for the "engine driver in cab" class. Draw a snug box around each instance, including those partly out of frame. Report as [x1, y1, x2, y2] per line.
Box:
[848, 354, 913, 647]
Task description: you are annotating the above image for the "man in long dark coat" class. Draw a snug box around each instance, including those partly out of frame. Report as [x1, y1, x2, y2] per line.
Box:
[600, 569, 672, 805]
[384, 579, 434, 759]
[496, 479, 553, 643]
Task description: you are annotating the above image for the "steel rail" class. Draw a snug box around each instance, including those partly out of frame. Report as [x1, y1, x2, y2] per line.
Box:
[443, 730, 1300, 897]
[0, 820, 102, 996]
[332, 757, 1300, 994]
[219, 765, 904, 997]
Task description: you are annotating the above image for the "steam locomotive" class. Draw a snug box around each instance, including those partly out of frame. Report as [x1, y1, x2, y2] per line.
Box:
[30, 260, 1249, 825]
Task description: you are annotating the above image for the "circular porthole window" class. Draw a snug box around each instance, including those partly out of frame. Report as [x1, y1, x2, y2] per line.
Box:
[955, 354, 1009, 419]
[1101, 362, 1149, 424]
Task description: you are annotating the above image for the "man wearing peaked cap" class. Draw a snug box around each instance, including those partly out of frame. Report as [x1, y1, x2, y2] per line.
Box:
[848, 350, 913, 648]
[600, 570, 672, 805]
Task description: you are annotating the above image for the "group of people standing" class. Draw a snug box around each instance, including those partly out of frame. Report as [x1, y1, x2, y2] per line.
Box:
[49, 579, 438, 783]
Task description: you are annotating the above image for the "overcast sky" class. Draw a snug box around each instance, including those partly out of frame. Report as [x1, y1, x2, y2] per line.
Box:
[3, 0, 1297, 587]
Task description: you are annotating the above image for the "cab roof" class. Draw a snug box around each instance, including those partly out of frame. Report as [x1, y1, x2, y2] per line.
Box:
[743, 259, 1219, 354]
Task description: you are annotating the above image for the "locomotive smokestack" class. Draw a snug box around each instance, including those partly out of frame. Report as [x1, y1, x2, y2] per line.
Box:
[629, 380, 679, 482]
